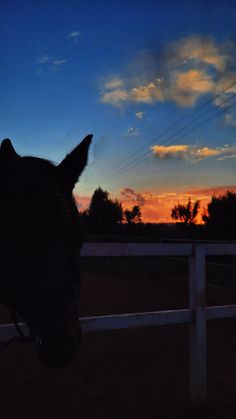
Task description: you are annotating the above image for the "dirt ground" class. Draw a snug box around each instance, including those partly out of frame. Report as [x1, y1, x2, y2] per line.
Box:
[1, 268, 236, 418]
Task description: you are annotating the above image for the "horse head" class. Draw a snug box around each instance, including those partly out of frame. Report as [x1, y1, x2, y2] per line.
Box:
[0, 135, 92, 367]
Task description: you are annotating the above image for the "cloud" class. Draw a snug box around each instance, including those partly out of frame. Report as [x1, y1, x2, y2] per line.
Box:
[52, 59, 67, 67]
[125, 126, 140, 136]
[66, 31, 81, 43]
[151, 143, 236, 162]
[121, 188, 146, 206]
[187, 184, 236, 197]
[168, 35, 227, 72]
[100, 35, 236, 108]
[130, 82, 165, 103]
[171, 69, 215, 106]
[35, 54, 67, 73]
[151, 144, 189, 159]
[67, 31, 81, 39]
[135, 111, 145, 119]
[100, 89, 129, 107]
[104, 78, 124, 89]
[224, 113, 236, 127]
[37, 54, 50, 64]
[101, 81, 165, 107]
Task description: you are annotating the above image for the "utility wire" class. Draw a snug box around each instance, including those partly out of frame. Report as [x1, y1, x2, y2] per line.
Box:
[79, 78, 236, 193]
[103, 99, 236, 188]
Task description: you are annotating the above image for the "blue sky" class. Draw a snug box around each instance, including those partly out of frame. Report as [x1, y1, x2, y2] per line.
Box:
[1, 0, 236, 221]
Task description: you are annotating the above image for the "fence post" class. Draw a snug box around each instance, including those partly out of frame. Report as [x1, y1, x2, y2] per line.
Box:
[189, 244, 207, 405]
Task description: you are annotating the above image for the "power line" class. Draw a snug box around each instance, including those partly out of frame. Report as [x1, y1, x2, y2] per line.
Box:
[103, 99, 236, 188]
[79, 78, 236, 193]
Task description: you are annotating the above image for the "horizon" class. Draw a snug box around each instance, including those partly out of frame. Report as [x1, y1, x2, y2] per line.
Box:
[1, 0, 236, 223]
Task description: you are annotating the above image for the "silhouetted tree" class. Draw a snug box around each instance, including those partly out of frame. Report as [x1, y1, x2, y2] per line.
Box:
[87, 187, 123, 233]
[124, 205, 142, 224]
[203, 191, 236, 240]
[171, 199, 200, 225]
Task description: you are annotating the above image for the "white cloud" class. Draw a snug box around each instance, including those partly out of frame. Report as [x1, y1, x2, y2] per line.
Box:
[125, 126, 140, 136]
[35, 54, 67, 74]
[67, 31, 81, 38]
[52, 59, 67, 67]
[66, 31, 81, 43]
[135, 111, 145, 119]
[36, 54, 50, 64]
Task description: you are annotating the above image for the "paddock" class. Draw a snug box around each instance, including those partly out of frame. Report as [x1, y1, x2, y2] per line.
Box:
[1, 242, 236, 417]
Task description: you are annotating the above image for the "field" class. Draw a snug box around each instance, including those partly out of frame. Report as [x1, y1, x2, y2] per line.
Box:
[1, 266, 236, 418]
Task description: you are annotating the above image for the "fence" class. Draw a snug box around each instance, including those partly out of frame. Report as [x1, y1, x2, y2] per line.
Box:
[1, 242, 236, 406]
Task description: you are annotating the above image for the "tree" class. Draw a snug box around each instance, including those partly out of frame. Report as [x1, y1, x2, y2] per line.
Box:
[124, 205, 142, 224]
[87, 187, 123, 233]
[171, 198, 200, 225]
[203, 191, 236, 239]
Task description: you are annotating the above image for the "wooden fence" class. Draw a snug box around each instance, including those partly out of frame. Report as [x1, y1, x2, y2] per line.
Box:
[1, 242, 236, 406]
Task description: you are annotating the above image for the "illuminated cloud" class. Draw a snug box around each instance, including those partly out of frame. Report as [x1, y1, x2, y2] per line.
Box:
[100, 36, 236, 108]
[104, 78, 124, 89]
[151, 144, 236, 162]
[101, 80, 165, 106]
[171, 69, 215, 106]
[151, 144, 189, 159]
[100, 89, 129, 107]
[187, 184, 236, 197]
[130, 82, 165, 103]
[168, 35, 227, 71]
[135, 111, 145, 119]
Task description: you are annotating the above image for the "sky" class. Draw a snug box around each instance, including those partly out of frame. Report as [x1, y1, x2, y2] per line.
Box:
[1, 0, 236, 222]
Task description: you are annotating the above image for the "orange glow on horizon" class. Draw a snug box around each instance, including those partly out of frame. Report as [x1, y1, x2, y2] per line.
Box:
[74, 184, 236, 224]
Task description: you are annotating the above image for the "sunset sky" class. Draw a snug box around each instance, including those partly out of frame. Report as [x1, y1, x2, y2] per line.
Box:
[1, 0, 236, 222]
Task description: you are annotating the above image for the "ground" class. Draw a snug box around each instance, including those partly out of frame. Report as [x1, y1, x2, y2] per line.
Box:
[0, 268, 236, 418]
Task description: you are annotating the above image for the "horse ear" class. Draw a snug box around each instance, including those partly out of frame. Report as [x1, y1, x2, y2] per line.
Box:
[0, 139, 20, 159]
[57, 134, 92, 190]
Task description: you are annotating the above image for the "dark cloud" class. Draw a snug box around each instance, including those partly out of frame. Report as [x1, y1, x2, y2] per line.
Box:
[121, 187, 146, 206]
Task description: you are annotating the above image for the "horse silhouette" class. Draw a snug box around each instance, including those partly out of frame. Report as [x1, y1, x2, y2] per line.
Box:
[0, 135, 92, 367]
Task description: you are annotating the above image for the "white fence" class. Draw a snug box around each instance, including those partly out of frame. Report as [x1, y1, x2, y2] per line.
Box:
[1, 242, 236, 406]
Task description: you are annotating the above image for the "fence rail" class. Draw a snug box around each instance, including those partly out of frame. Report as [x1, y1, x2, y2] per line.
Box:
[1, 242, 236, 406]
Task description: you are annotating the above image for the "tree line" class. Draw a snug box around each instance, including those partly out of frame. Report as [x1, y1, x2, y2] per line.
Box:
[79, 187, 236, 240]
[171, 191, 236, 240]
[80, 187, 142, 233]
